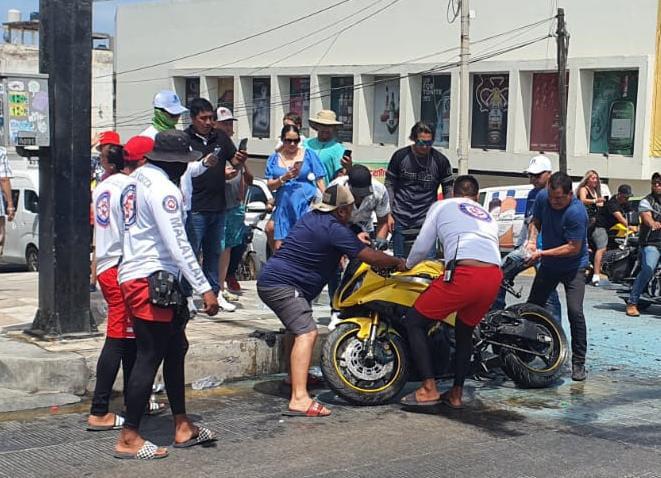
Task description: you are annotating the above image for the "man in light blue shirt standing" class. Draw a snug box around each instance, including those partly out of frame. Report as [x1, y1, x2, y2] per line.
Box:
[304, 110, 348, 186]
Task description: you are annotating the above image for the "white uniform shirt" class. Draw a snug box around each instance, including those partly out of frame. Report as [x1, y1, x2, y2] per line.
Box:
[93, 173, 134, 275]
[139, 125, 159, 140]
[329, 175, 390, 233]
[118, 163, 211, 295]
[181, 160, 209, 212]
[406, 197, 500, 269]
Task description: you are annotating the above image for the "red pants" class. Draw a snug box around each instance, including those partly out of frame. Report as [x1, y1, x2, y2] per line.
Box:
[97, 267, 134, 339]
[414, 265, 503, 327]
[120, 278, 174, 323]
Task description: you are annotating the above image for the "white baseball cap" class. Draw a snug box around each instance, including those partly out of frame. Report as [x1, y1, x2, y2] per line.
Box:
[524, 155, 553, 175]
[153, 90, 187, 115]
[216, 106, 237, 122]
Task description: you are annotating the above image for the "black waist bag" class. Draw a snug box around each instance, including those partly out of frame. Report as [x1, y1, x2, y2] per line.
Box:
[148, 270, 187, 307]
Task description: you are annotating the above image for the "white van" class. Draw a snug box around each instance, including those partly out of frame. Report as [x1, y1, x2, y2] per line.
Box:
[0, 169, 39, 270]
[478, 182, 612, 252]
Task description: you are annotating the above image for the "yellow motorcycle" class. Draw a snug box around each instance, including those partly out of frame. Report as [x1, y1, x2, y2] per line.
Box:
[321, 259, 568, 405]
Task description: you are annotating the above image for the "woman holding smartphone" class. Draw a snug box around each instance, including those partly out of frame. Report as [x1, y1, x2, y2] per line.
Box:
[265, 125, 325, 249]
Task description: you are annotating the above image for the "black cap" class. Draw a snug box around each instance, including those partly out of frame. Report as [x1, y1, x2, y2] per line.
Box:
[145, 130, 203, 163]
[347, 164, 373, 198]
[618, 184, 633, 197]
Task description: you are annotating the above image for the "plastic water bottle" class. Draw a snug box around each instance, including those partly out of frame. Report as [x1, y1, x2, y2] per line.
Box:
[191, 376, 224, 390]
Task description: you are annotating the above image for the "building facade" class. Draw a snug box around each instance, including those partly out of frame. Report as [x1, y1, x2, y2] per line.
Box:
[115, 0, 661, 192]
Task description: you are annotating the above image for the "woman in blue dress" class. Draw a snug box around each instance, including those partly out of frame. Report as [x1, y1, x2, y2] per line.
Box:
[265, 124, 326, 249]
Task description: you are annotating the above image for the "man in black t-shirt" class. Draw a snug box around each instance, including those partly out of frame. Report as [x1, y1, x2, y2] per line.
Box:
[591, 184, 632, 286]
[183, 98, 247, 300]
[385, 121, 454, 257]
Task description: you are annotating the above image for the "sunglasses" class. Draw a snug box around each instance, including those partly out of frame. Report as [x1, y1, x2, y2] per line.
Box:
[283, 138, 300, 144]
[415, 139, 434, 147]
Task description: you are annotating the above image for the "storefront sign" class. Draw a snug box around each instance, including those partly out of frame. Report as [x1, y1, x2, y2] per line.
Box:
[590, 70, 638, 156]
[420, 75, 451, 147]
[373, 77, 400, 145]
[252, 77, 271, 139]
[471, 74, 509, 150]
[330, 76, 354, 143]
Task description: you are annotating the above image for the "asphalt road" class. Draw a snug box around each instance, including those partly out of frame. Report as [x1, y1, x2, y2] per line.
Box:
[0, 279, 660, 478]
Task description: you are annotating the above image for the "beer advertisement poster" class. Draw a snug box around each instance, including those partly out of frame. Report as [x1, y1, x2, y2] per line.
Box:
[420, 75, 451, 147]
[530, 73, 561, 152]
[471, 74, 509, 150]
[252, 77, 271, 139]
[330, 76, 354, 143]
[590, 70, 638, 156]
[289, 77, 311, 137]
[373, 77, 400, 145]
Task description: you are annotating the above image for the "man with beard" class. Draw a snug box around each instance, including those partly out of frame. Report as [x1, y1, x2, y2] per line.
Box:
[115, 130, 219, 460]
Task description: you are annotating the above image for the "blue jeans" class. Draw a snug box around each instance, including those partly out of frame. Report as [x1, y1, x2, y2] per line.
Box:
[185, 211, 225, 294]
[493, 248, 562, 324]
[628, 246, 660, 305]
[392, 222, 436, 259]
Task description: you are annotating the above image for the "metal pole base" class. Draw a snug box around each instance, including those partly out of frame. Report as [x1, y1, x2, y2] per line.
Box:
[25, 309, 100, 341]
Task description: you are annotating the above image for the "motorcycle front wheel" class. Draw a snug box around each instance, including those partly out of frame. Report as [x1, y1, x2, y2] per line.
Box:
[498, 304, 568, 388]
[321, 322, 409, 405]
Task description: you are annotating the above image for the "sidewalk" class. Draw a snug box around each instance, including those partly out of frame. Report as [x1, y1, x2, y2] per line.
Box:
[0, 272, 332, 410]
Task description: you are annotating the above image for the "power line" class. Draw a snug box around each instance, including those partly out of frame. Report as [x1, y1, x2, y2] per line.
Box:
[112, 16, 553, 121]
[99, 0, 357, 79]
[116, 0, 388, 85]
[102, 33, 551, 130]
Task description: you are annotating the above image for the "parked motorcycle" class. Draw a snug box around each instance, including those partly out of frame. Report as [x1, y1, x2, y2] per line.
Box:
[321, 259, 568, 405]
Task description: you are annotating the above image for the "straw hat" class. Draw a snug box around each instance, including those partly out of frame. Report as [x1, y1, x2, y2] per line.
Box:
[309, 109, 343, 127]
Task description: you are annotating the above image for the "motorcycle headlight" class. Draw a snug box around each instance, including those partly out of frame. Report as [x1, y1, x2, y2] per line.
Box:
[340, 272, 366, 302]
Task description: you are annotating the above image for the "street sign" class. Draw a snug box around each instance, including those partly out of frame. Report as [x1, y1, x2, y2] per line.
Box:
[0, 74, 50, 147]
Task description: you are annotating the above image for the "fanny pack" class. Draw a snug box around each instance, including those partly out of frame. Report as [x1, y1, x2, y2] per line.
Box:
[147, 271, 184, 308]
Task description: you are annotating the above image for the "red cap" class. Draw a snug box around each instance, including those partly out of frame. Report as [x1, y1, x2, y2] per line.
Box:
[123, 136, 154, 162]
[97, 131, 121, 149]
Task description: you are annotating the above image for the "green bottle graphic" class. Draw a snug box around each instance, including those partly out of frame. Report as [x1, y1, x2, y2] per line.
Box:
[608, 74, 635, 155]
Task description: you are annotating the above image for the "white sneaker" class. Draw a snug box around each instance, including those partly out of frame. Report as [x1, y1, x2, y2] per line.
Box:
[591, 274, 600, 286]
[219, 295, 237, 312]
[222, 289, 240, 302]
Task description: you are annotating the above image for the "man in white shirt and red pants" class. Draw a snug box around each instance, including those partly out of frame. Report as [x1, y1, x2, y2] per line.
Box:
[114, 130, 219, 460]
[400, 175, 502, 409]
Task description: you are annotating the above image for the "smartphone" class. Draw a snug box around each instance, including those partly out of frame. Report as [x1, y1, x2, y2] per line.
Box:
[603, 195, 610, 202]
[344, 149, 352, 157]
[212, 145, 222, 158]
[238, 138, 248, 151]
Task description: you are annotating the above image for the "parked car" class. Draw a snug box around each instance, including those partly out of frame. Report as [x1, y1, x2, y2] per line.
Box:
[0, 169, 39, 271]
[479, 181, 612, 252]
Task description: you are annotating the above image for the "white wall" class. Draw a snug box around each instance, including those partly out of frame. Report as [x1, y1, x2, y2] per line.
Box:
[115, 0, 661, 187]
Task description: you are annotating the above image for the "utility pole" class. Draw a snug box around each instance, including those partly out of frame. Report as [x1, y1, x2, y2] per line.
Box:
[27, 0, 97, 338]
[457, 0, 470, 176]
[557, 8, 569, 173]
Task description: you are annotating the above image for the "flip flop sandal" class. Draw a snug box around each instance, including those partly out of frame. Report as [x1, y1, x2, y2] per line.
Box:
[440, 393, 465, 410]
[146, 399, 167, 416]
[87, 413, 124, 431]
[114, 440, 168, 460]
[173, 426, 217, 448]
[282, 400, 331, 418]
[400, 391, 442, 407]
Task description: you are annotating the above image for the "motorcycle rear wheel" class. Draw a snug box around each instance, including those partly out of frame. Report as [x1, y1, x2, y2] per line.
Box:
[498, 304, 568, 388]
[321, 322, 409, 405]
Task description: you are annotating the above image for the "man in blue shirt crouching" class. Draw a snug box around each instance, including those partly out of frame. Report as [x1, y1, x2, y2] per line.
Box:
[257, 184, 405, 417]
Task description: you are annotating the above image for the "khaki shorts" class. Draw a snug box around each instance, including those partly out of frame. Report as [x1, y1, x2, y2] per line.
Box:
[257, 285, 316, 335]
